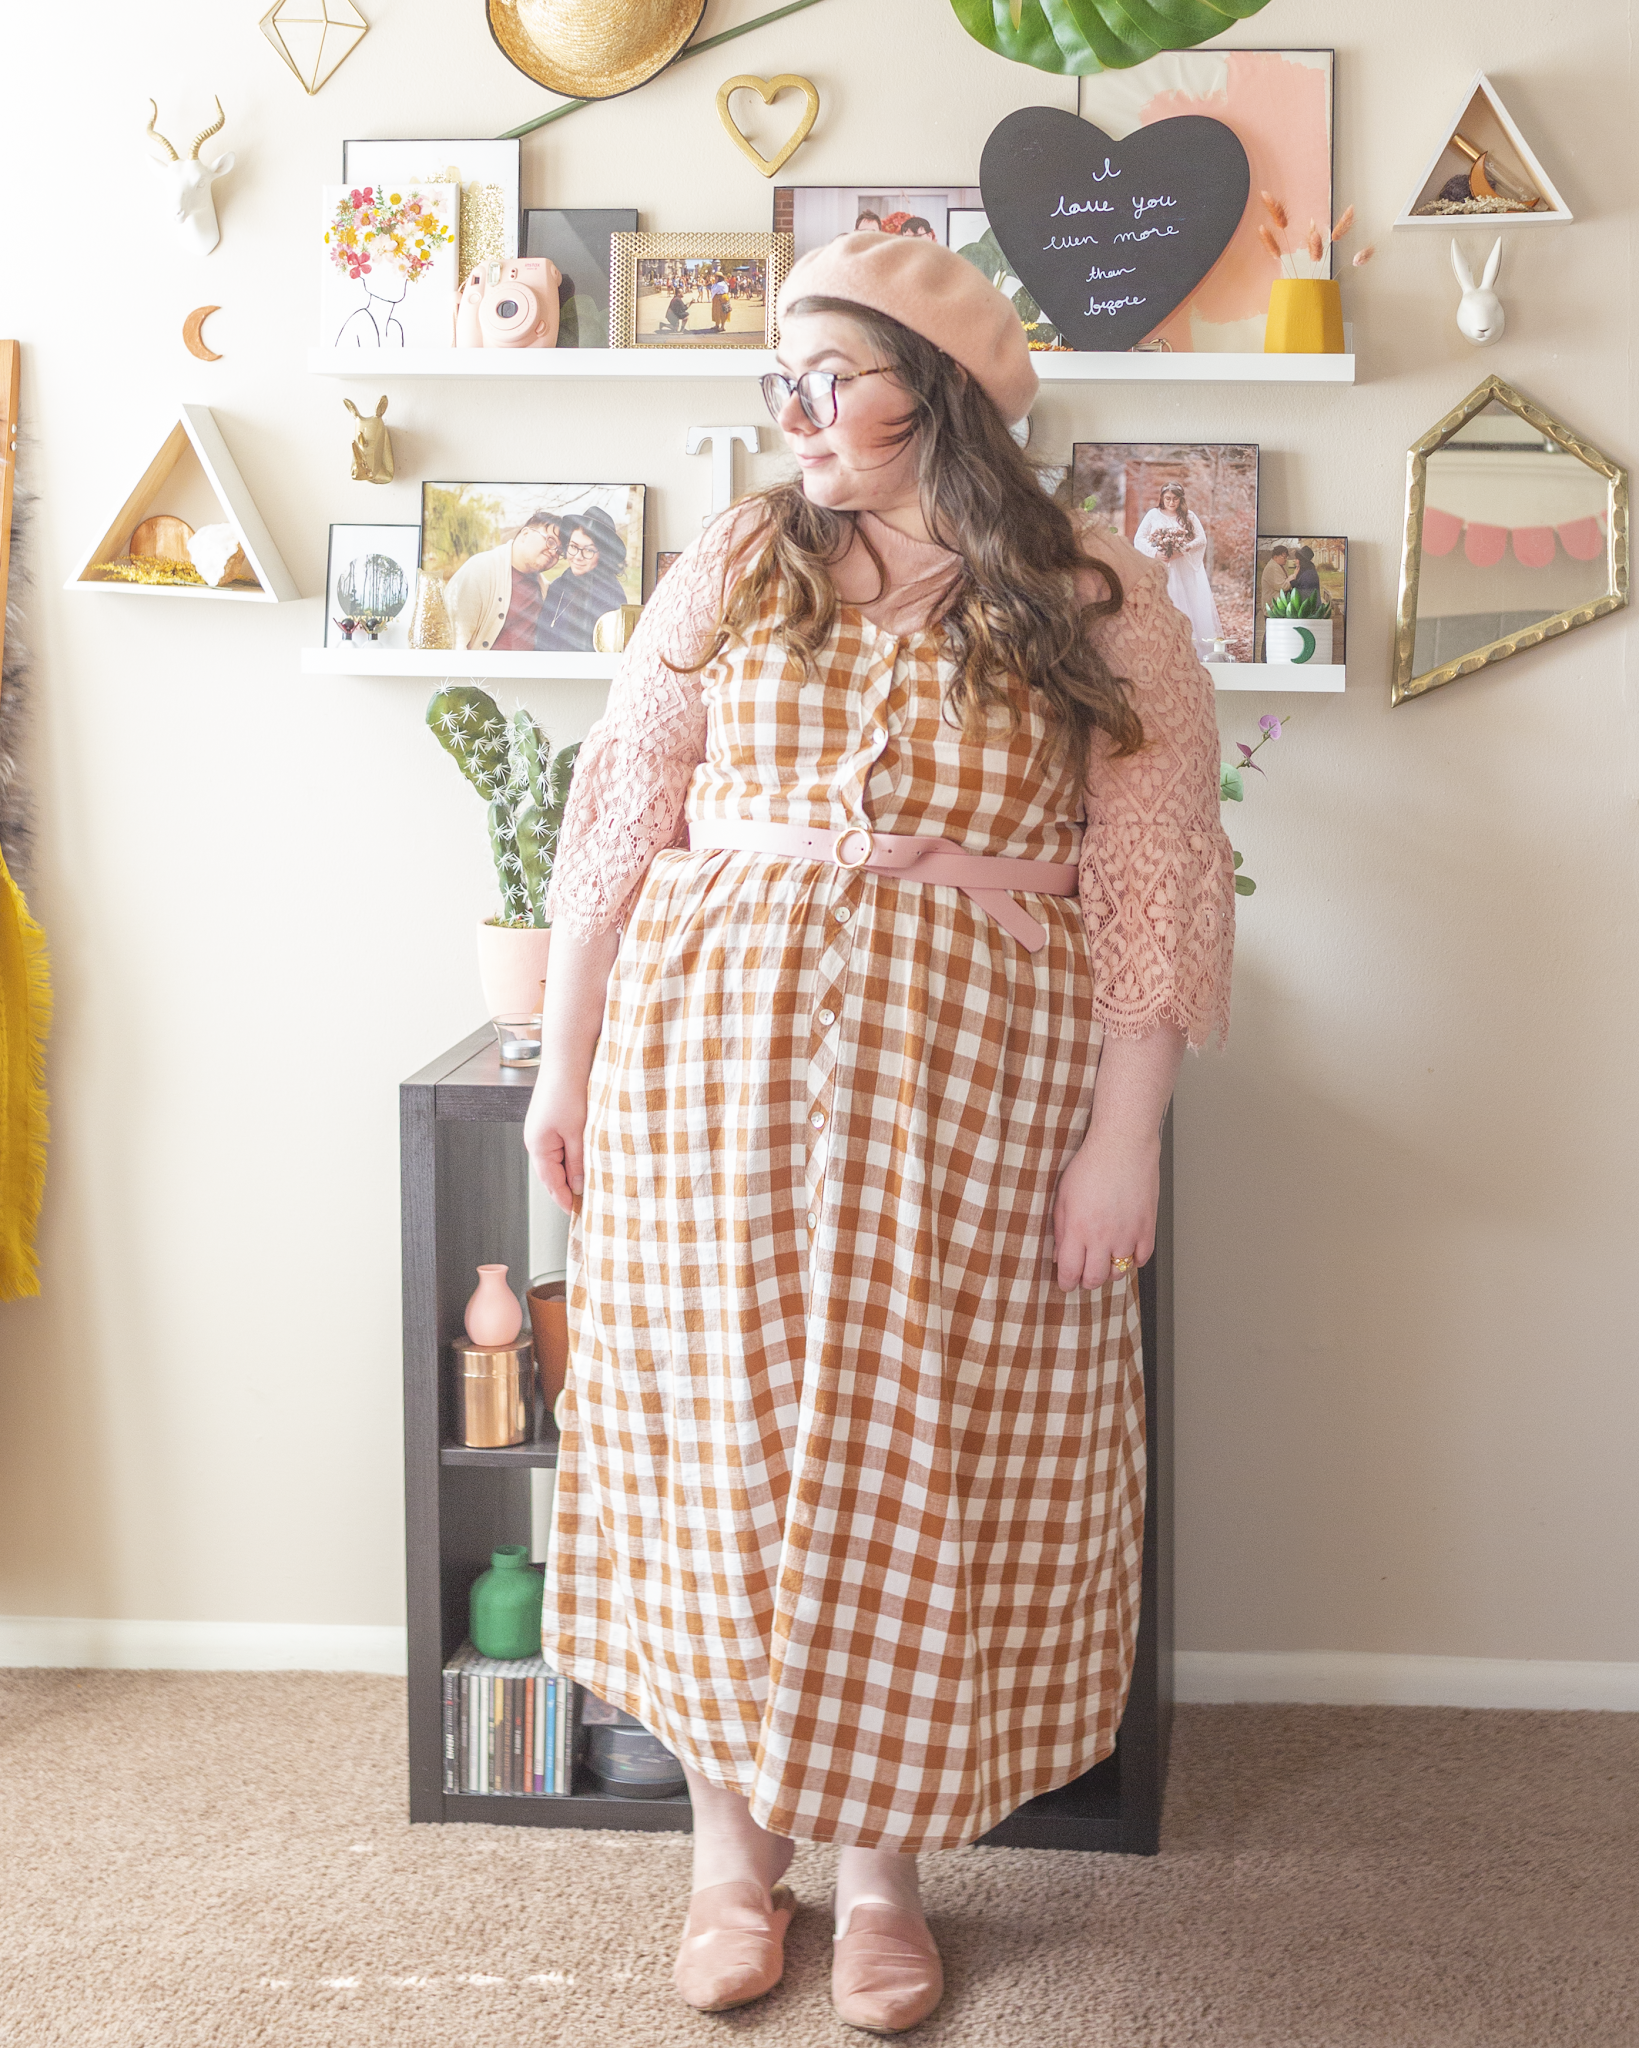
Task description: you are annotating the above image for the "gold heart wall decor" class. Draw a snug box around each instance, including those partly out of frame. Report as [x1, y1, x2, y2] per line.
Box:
[715, 73, 819, 179]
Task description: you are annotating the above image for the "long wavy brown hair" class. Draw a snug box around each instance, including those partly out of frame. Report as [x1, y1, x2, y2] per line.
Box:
[680, 294, 1143, 773]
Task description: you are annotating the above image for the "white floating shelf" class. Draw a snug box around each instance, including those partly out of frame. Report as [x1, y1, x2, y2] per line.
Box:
[307, 346, 1354, 385]
[304, 650, 1343, 689]
[301, 647, 618, 680]
[1211, 663, 1345, 693]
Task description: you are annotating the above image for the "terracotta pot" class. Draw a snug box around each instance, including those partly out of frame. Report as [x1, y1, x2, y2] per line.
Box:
[477, 919, 551, 1019]
[528, 1280, 570, 1408]
[466, 1262, 524, 1346]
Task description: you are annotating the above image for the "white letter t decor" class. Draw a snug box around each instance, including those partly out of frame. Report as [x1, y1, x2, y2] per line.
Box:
[686, 424, 760, 518]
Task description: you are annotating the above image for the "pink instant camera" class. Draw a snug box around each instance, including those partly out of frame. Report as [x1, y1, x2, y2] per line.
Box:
[455, 258, 562, 348]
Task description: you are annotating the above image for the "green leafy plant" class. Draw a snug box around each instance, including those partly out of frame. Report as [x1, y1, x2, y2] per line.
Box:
[1265, 586, 1332, 621]
[954, 224, 1065, 348]
[1219, 713, 1286, 896]
[950, 0, 1274, 75]
[426, 686, 579, 928]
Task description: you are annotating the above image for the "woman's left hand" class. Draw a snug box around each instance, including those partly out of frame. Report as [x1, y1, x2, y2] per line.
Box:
[1051, 1123, 1161, 1291]
[1050, 1023, 1186, 1291]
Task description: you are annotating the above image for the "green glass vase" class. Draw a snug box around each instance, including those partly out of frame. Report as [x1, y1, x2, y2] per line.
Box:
[469, 1545, 545, 1659]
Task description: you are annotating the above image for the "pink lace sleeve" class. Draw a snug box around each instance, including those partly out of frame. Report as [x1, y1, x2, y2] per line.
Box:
[547, 508, 763, 940]
[1075, 525, 1236, 1049]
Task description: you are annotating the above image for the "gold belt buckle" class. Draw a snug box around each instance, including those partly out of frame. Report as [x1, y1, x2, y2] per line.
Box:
[833, 824, 875, 870]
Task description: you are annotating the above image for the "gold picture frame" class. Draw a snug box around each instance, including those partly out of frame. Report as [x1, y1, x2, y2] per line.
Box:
[611, 231, 791, 350]
[1393, 373, 1628, 706]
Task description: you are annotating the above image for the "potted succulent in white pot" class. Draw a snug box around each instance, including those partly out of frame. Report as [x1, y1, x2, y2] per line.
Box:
[1264, 584, 1334, 665]
[427, 685, 580, 1018]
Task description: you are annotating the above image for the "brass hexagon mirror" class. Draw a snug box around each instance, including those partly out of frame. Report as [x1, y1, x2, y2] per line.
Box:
[1393, 375, 1628, 705]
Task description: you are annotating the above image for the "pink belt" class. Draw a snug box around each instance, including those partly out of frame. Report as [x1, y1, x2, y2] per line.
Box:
[687, 819, 1079, 953]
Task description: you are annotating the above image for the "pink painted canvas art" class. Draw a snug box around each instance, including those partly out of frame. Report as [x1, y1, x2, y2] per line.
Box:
[1079, 49, 1334, 353]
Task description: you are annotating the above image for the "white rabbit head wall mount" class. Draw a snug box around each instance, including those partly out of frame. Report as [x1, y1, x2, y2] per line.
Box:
[1451, 237, 1505, 346]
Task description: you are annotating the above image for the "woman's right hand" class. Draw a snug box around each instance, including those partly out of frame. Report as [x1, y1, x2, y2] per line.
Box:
[525, 1053, 593, 1214]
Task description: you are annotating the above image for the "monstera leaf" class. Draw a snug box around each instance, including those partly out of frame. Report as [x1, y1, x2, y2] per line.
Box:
[951, 0, 1274, 74]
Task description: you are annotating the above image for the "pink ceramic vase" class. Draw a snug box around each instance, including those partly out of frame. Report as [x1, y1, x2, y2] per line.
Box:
[465, 1264, 523, 1346]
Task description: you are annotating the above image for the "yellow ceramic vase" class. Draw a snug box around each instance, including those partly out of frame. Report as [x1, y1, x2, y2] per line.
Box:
[1264, 279, 1345, 354]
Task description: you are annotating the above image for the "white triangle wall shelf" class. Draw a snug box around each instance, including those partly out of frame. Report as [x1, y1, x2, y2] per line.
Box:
[66, 405, 299, 603]
[1395, 72, 1571, 229]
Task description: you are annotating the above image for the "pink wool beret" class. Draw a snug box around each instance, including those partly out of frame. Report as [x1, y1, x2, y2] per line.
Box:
[777, 231, 1039, 424]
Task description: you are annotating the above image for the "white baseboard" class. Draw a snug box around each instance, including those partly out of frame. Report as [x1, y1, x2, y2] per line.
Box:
[1176, 1649, 1639, 1711]
[0, 1616, 407, 1674]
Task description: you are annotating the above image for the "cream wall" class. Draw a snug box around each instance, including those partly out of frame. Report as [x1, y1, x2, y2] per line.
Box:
[1, 1, 1634, 1679]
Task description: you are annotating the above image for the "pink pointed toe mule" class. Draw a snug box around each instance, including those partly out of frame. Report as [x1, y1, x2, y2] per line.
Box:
[673, 1877, 798, 2012]
[831, 1902, 945, 2033]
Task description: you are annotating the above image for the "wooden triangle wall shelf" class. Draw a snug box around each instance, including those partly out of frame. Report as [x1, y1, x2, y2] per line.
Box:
[66, 405, 298, 603]
[1395, 73, 1571, 229]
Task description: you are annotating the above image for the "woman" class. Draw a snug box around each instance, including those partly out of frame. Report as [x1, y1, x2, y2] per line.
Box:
[534, 506, 629, 652]
[527, 235, 1233, 2032]
[1291, 543, 1322, 599]
[1134, 481, 1222, 660]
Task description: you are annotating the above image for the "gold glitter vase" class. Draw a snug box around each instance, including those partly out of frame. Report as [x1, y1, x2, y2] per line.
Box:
[408, 571, 455, 650]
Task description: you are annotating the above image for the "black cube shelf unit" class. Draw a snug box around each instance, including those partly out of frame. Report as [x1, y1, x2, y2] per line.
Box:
[402, 1027, 1175, 1852]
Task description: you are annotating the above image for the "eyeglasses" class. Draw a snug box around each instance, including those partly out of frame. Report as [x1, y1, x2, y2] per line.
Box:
[565, 541, 599, 562]
[760, 365, 890, 428]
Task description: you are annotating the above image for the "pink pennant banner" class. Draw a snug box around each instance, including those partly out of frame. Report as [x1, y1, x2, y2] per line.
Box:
[1464, 522, 1508, 569]
[1423, 508, 1607, 569]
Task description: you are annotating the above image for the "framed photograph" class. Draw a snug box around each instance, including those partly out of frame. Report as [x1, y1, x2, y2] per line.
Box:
[324, 524, 421, 647]
[1078, 50, 1335, 350]
[777, 187, 1063, 348]
[774, 185, 983, 258]
[1072, 441, 1260, 663]
[1258, 535, 1347, 661]
[420, 482, 645, 653]
[611, 233, 791, 350]
[342, 138, 520, 279]
[653, 550, 682, 590]
[320, 183, 458, 350]
[522, 208, 638, 347]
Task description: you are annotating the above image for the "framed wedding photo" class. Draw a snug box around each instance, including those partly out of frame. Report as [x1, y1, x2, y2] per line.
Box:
[420, 482, 644, 654]
[611, 232, 791, 349]
[1072, 441, 1260, 663]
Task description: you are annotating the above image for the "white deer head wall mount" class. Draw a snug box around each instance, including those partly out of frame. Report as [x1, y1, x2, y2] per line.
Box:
[147, 98, 235, 257]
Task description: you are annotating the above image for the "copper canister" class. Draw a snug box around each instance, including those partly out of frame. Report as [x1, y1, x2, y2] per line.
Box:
[453, 1335, 534, 1447]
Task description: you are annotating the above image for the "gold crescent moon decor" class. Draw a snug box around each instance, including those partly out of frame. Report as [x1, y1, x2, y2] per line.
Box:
[488, 0, 704, 100]
[183, 306, 222, 361]
[715, 73, 819, 179]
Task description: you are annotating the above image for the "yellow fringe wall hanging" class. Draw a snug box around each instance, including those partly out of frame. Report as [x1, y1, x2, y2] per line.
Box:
[0, 339, 50, 1299]
[0, 850, 49, 1299]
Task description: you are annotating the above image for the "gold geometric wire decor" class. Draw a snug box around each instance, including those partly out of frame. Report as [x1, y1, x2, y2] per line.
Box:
[260, 0, 369, 96]
[1393, 373, 1629, 706]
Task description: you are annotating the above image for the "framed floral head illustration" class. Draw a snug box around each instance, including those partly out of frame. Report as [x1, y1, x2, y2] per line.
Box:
[320, 183, 458, 349]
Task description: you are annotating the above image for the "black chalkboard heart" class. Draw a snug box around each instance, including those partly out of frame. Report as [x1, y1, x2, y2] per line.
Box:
[980, 106, 1251, 353]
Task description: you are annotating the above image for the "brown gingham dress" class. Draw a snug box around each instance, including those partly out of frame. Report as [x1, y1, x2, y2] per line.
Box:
[543, 509, 1234, 1850]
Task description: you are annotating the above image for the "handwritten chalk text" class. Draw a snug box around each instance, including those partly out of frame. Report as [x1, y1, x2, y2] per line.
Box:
[1087, 264, 1137, 281]
[1132, 193, 1178, 219]
[1085, 294, 1148, 317]
[1114, 224, 1181, 244]
[1044, 231, 1102, 251]
[1050, 195, 1115, 218]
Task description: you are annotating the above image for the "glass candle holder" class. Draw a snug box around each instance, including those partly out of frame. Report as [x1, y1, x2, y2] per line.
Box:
[492, 1013, 543, 1067]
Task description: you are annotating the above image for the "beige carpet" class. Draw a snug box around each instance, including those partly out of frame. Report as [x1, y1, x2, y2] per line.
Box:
[2, 1673, 1636, 2047]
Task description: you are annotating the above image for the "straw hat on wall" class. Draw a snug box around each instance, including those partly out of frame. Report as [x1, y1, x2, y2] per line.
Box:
[488, 0, 706, 99]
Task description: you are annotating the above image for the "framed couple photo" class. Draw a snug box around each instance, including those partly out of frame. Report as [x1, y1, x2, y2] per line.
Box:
[420, 482, 644, 654]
